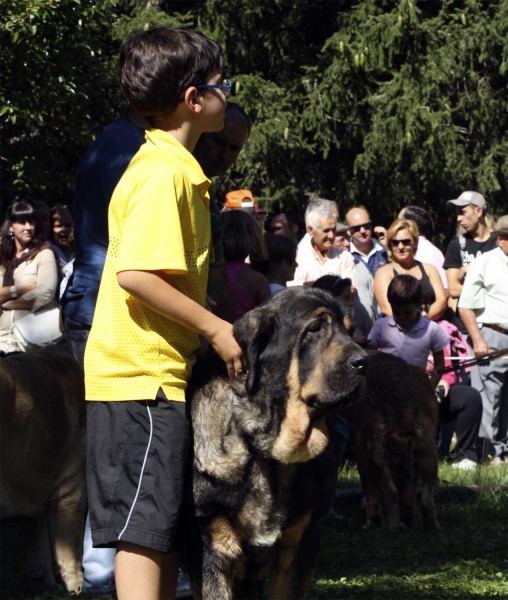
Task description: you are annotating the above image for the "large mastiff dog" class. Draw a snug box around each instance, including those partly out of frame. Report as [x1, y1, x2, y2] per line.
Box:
[184, 287, 368, 599]
[345, 352, 440, 531]
[0, 347, 86, 593]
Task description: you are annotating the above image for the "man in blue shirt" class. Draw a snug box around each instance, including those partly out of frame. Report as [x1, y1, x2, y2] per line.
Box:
[346, 207, 388, 277]
[345, 207, 387, 326]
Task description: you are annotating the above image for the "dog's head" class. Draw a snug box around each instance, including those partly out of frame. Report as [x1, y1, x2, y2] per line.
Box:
[233, 287, 368, 464]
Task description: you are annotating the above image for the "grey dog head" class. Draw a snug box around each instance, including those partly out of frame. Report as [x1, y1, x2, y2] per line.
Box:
[233, 287, 368, 463]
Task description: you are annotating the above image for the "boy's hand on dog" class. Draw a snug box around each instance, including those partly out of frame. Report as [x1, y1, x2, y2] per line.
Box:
[209, 322, 245, 380]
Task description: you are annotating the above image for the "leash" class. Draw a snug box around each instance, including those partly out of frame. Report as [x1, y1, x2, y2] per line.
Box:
[430, 347, 508, 376]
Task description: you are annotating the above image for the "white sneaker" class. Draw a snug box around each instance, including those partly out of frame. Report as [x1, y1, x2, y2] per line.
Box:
[176, 568, 193, 599]
[451, 458, 477, 471]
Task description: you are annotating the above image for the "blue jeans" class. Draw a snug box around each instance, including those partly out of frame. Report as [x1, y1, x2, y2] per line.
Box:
[64, 317, 116, 595]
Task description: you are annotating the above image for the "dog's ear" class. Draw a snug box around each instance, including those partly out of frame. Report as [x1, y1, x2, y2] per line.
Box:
[234, 309, 275, 395]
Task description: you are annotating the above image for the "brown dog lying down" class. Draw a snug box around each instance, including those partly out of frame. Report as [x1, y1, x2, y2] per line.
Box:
[0, 346, 86, 593]
[183, 287, 369, 599]
[345, 352, 440, 531]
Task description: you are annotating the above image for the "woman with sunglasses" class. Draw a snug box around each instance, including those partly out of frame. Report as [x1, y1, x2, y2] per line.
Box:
[374, 219, 446, 321]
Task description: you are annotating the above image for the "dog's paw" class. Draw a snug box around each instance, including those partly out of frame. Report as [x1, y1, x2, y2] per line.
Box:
[209, 516, 243, 559]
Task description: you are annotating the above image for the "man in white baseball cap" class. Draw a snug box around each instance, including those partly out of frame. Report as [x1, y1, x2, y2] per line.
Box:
[459, 215, 508, 464]
[443, 191, 496, 323]
[447, 190, 487, 210]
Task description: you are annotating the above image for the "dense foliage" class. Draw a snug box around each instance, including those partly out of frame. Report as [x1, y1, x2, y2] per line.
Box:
[2, 0, 507, 237]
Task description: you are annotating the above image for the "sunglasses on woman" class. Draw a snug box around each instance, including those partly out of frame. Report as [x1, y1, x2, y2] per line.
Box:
[390, 238, 413, 248]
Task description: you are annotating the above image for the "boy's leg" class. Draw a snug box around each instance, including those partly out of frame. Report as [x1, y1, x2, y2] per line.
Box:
[115, 542, 164, 600]
[87, 392, 190, 599]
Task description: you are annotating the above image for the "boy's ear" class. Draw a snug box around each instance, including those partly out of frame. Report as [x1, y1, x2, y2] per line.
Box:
[182, 86, 203, 113]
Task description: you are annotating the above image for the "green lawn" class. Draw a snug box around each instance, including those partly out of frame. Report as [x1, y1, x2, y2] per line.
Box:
[1, 464, 507, 599]
[312, 463, 508, 599]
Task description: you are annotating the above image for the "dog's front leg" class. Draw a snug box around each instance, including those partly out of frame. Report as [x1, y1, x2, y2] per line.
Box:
[269, 511, 315, 600]
[48, 490, 85, 592]
[415, 449, 440, 530]
[198, 515, 243, 600]
[20, 515, 58, 594]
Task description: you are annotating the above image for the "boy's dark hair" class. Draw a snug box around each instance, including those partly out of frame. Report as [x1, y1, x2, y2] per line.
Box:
[264, 233, 297, 265]
[250, 233, 296, 276]
[387, 275, 423, 308]
[120, 27, 223, 121]
[403, 206, 434, 239]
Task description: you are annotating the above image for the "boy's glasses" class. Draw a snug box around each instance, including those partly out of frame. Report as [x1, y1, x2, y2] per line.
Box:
[349, 222, 372, 234]
[196, 79, 232, 98]
[390, 238, 413, 248]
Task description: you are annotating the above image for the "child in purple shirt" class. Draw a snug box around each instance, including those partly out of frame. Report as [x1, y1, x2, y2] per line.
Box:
[368, 275, 448, 387]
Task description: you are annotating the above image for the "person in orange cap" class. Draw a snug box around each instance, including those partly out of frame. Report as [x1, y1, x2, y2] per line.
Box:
[224, 190, 267, 229]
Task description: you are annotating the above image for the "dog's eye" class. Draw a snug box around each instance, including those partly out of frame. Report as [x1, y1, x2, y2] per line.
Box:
[306, 320, 323, 334]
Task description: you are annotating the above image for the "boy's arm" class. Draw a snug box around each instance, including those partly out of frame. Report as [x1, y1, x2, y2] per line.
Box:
[429, 349, 444, 389]
[117, 270, 244, 379]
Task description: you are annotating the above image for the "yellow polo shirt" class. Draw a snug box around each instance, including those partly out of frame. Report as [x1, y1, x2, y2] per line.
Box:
[84, 129, 211, 402]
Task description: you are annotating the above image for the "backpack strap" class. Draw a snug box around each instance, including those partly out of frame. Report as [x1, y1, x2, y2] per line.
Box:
[458, 234, 468, 265]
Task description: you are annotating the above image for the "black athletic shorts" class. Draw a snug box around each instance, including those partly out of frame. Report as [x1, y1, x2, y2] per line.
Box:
[87, 389, 190, 553]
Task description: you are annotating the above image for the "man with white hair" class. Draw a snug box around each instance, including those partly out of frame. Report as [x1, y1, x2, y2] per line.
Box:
[288, 199, 356, 287]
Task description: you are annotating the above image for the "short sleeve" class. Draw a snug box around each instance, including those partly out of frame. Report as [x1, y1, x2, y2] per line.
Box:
[430, 323, 450, 353]
[367, 321, 381, 346]
[457, 258, 485, 310]
[115, 168, 188, 275]
[443, 238, 461, 270]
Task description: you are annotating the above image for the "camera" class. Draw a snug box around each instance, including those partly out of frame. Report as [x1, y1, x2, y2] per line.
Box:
[435, 385, 446, 403]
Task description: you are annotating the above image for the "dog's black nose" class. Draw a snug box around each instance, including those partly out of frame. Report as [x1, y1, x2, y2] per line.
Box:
[349, 354, 369, 371]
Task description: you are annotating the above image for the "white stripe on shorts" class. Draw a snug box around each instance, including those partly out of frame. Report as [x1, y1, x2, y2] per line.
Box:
[118, 403, 154, 541]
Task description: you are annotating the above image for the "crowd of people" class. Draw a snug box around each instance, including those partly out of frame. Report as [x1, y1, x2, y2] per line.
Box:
[234, 191, 507, 474]
[1, 25, 507, 600]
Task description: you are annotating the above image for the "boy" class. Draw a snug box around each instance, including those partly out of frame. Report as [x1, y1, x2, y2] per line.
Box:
[367, 275, 448, 388]
[84, 27, 243, 600]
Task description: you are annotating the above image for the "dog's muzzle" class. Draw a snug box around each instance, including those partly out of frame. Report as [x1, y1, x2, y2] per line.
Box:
[348, 353, 370, 372]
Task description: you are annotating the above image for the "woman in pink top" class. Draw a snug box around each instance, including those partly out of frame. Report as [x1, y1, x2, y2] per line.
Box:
[222, 210, 271, 320]
[428, 320, 482, 470]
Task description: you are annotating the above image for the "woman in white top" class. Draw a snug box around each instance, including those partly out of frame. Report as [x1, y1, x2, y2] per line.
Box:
[0, 201, 58, 352]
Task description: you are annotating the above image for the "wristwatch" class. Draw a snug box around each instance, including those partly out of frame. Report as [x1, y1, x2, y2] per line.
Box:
[10, 285, 18, 299]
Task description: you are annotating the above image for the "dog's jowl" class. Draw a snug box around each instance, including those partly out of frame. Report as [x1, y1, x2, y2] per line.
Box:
[184, 287, 368, 600]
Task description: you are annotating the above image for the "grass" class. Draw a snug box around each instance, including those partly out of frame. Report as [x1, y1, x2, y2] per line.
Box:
[312, 462, 508, 599]
[1, 464, 507, 599]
